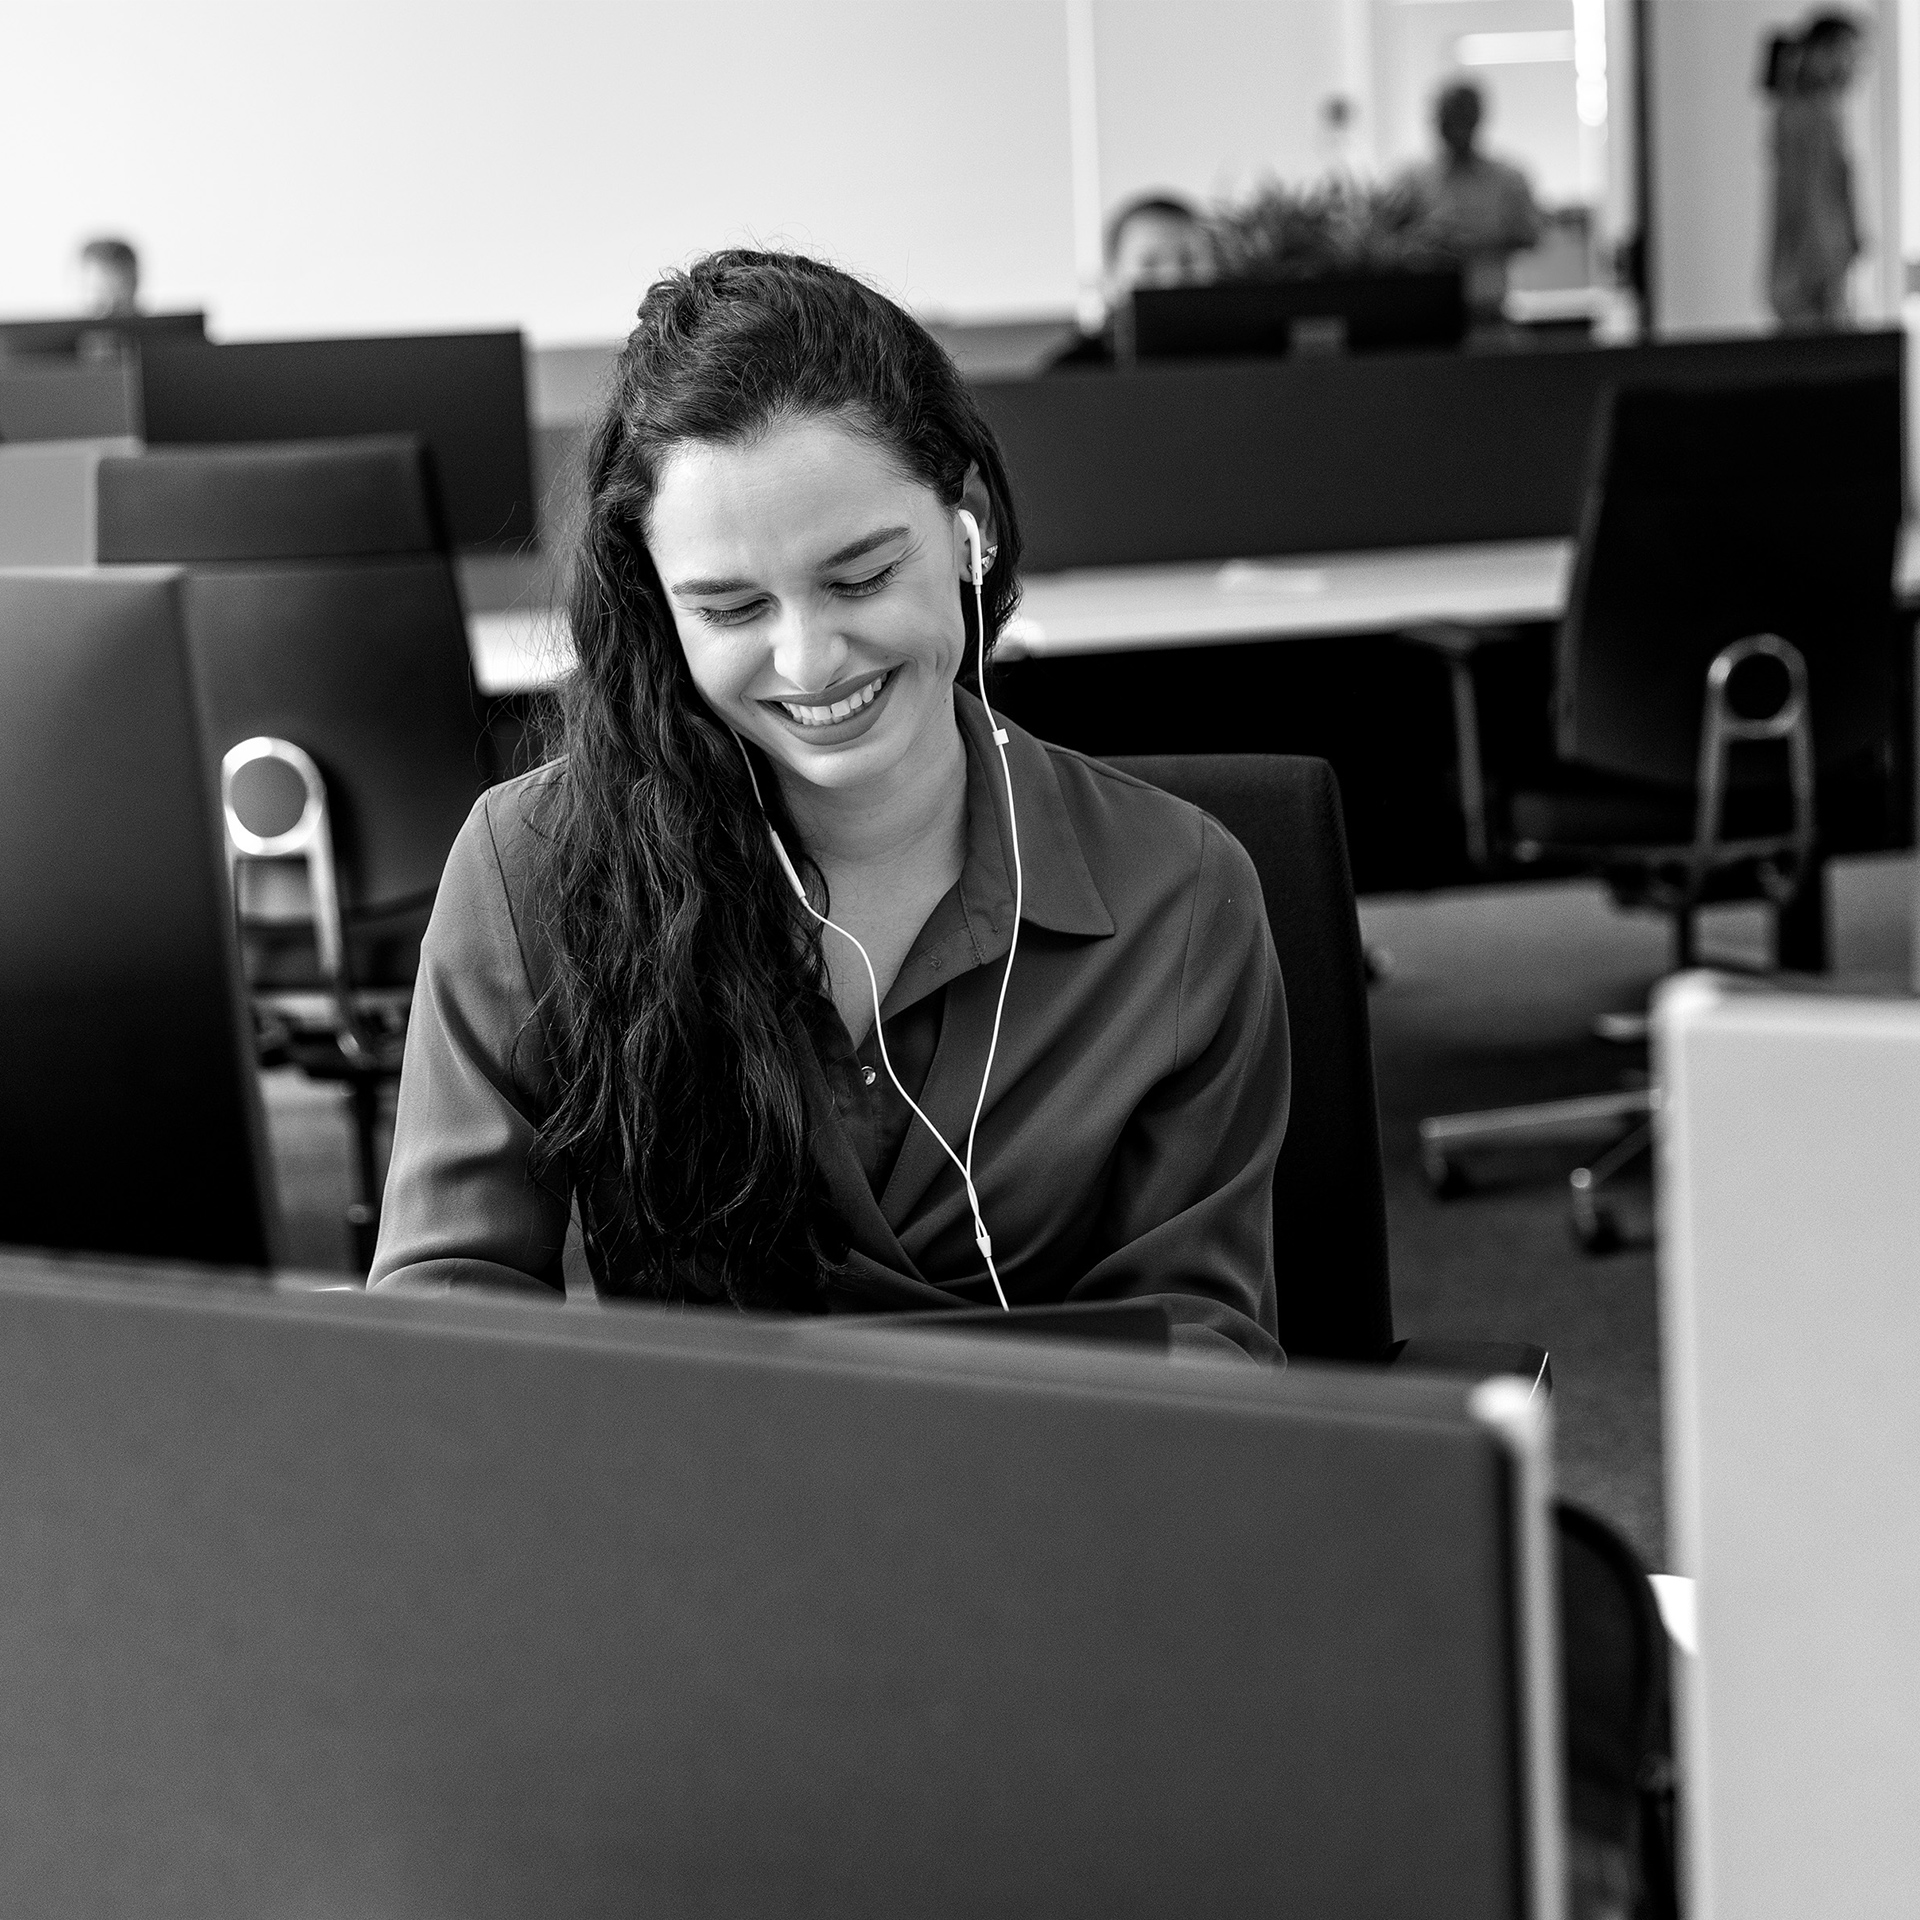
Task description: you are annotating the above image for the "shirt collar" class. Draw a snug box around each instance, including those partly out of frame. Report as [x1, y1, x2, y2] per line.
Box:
[954, 685, 1114, 945]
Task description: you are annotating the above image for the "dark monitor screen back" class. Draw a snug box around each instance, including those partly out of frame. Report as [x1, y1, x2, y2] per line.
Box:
[979, 326, 1905, 570]
[138, 332, 535, 551]
[0, 311, 208, 358]
[0, 1271, 1545, 1919]
[0, 571, 276, 1265]
[1131, 272, 1467, 359]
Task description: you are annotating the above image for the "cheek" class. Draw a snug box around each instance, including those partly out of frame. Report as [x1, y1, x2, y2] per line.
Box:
[893, 576, 968, 672]
[673, 617, 752, 710]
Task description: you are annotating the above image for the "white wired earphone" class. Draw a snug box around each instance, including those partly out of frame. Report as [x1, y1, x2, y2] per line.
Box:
[735, 508, 1024, 1310]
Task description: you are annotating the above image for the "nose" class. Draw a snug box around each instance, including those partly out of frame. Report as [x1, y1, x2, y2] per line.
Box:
[768, 601, 849, 696]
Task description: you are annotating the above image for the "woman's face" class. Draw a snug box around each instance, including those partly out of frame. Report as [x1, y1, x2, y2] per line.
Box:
[649, 413, 981, 799]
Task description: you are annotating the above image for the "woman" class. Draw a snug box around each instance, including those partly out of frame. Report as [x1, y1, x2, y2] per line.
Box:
[1764, 12, 1864, 329]
[371, 251, 1288, 1361]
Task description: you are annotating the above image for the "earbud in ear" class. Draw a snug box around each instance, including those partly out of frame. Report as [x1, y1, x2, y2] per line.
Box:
[957, 508, 985, 588]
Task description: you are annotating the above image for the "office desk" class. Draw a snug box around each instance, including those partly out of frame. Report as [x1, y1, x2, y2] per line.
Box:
[464, 539, 1571, 695]
[465, 526, 1920, 693]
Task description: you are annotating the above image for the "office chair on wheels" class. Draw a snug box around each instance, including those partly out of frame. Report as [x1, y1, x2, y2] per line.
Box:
[96, 438, 495, 1270]
[1408, 374, 1901, 1250]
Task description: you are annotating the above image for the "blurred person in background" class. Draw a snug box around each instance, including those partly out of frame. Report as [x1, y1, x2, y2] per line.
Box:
[1763, 12, 1865, 327]
[78, 237, 141, 318]
[1400, 80, 1542, 321]
[1107, 193, 1210, 297]
[1053, 192, 1211, 366]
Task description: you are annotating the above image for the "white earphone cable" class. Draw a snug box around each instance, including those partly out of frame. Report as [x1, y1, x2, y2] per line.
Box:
[736, 511, 1018, 1310]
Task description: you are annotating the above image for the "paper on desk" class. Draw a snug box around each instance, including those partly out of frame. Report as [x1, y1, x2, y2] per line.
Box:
[1215, 560, 1330, 596]
[1649, 1573, 1697, 1657]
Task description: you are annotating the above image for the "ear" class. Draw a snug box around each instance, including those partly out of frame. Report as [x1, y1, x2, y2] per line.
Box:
[956, 463, 998, 576]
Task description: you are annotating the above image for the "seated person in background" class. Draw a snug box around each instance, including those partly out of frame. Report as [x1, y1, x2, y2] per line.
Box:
[1399, 81, 1542, 320]
[1051, 192, 1211, 365]
[370, 250, 1288, 1361]
[77, 236, 141, 319]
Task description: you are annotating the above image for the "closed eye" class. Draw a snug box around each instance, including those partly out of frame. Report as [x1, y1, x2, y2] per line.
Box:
[831, 561, 900, 600]
[692, 597, 769, 628]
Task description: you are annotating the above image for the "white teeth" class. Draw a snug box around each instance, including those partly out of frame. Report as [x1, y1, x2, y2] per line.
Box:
[778, 672, 887, 727]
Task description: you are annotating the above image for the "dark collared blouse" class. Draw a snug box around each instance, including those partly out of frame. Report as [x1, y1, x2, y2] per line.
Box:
[370, 693, 1289, 1360]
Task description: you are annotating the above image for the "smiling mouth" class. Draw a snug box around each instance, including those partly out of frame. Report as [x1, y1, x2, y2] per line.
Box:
[768, 668, 895, 730]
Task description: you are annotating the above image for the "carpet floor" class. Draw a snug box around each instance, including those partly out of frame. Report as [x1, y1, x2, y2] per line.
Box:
[263, 852, 1916, 1574]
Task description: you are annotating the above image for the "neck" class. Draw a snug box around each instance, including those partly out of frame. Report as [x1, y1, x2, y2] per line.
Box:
[774, 694, 968, 878]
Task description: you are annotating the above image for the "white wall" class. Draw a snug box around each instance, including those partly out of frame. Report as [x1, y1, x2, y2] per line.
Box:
[1092, 2, 1349, 205]
[0, 0, 1369, 346]
[6, 0, 1855, 344]
[0, 1, 1083, 343]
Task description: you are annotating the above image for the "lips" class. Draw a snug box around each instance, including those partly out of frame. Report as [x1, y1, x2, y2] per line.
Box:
[766, 667, 895, 730]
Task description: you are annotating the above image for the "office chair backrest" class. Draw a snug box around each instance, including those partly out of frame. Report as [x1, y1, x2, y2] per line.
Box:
[1559, 375, 1901, 787]
[1106, 754, 1394, 1363]
[0, 569, 279, 1266]
[95, 434, 447, 561]
[95, 438, 487, 913]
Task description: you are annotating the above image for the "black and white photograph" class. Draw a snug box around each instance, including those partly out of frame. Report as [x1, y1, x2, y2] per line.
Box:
[0, 2, 1914, 1913]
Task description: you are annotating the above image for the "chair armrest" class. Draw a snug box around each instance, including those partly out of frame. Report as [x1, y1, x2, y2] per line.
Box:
[1387, 1336, 1552, 1398]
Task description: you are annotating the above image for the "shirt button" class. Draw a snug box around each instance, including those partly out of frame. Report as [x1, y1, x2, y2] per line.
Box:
[861, 1067, 877, 1087]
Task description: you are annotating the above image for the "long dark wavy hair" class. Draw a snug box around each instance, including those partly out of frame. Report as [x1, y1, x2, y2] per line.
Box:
[526, 250, 1025, 1309]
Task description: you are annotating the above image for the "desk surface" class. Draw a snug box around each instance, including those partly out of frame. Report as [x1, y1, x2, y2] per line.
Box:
[467, 525, 1920, 694]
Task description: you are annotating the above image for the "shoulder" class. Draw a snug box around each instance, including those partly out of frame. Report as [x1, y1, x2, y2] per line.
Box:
[430, 760, 568, 961]
[447, 760, 565, 894]
[1033, 736, 1265, 925]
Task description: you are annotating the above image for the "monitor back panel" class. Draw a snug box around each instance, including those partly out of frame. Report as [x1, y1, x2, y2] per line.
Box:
[138, 332, 535, 552]
[1657, 978, 1920, 1919]
[979, 327, 1902, 571]
[0, 1268, 1554, 1919]
[0, 570, 277, 1265]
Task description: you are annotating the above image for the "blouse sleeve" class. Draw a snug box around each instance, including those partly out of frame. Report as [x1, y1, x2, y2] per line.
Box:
[1067, 816, 1290, 1362]
[367, 793, 570, 1296]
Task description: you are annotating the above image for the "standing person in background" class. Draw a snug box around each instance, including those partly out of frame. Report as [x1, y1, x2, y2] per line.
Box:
[1400, 81, 1542, 322]
[77, 237, 141, 318]
[1764, 13, 1865, 328]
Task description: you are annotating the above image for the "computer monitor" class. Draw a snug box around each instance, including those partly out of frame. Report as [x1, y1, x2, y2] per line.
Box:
[137, 331, 535, 552]
[0, 569, 279, 1266]
[1128, 271, 1467, 361]
[1657, 975, 1920, 1919]
[0, 310, 209, 359]
[0, 1265, 1562, 1918]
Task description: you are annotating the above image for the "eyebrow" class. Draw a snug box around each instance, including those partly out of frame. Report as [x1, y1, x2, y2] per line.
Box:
[668, 524, 913, 597]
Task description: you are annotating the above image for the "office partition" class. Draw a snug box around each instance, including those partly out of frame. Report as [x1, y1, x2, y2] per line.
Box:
[139, 331, 535, 552]
[1657, 977, 1920, 1918]
[976, 329, 1904, 572]
[0, 1267, 1563, 1918]
[0, 354, 140, 442]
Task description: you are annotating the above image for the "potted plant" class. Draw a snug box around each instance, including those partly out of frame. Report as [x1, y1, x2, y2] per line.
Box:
[1124, 177, 1468, 360]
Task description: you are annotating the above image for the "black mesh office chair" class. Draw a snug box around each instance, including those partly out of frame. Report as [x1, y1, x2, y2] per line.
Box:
[1109, 754, 1544, 1383]
[1412, 374, 1902, 1245]
[96, 437, 495, 1268]
[0, 569, 280, 1266]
